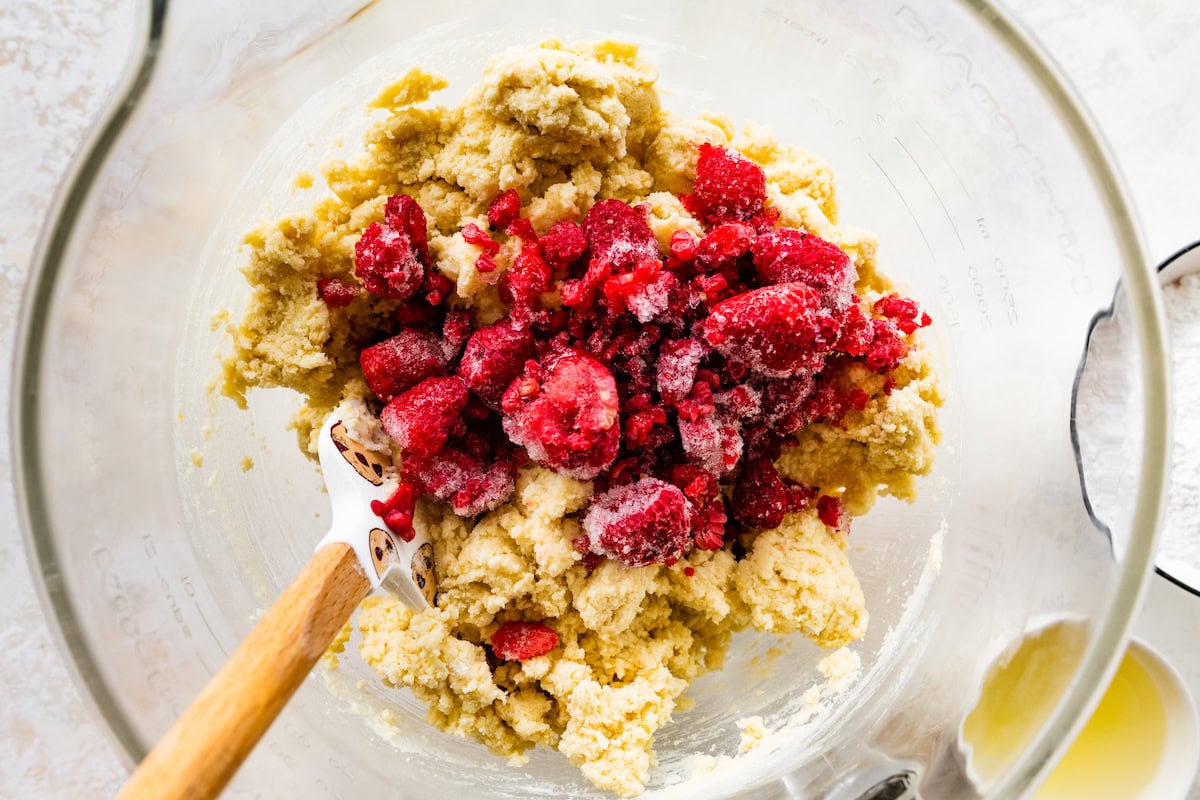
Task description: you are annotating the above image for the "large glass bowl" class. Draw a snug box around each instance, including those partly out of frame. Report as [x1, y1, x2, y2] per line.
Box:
[12, 0, 1168, 797]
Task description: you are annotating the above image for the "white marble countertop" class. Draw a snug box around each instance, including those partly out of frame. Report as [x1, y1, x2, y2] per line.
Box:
[2, 1, 1199, 797]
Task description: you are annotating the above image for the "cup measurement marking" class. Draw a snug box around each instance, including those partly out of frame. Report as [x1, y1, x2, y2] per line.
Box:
[893, 135, 966, 253]
[869, 153, 937, 264]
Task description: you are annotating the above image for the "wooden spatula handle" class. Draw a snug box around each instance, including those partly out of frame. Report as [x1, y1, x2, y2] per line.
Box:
[115, 542, 371, 800]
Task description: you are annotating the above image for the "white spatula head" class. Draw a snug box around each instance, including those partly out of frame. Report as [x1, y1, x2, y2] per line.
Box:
[316, 414, 435, 609]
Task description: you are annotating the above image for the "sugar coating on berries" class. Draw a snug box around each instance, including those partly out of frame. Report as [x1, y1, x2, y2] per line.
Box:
[490, 621, 559, 661]
[690, 144, 767, 225]
[582, 478, 694, 567]
[360, 329, 450, 402]
[501, 350, 620, 480]
[380, 377, 469, 458]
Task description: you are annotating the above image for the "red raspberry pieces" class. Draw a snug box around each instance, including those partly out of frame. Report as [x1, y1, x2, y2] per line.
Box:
[501, 350, 620, 480]
[817, 494, 849, 534]
[360, 329, 451, 402]
[404, 447, 515, 517]
[487, 189, 522, 230]
[690, 143, 767, 225]
[490, 621, 559, 661]
[317, 277, 358, 308]
[874, 293, 932, 335]
[751, 229, 855, 305]
[539, 220, 588, 270]
[380, 376, 469, 457]
[346, 148, 932, 565]
[584, 198, 658, 269]
[582, 478, 694, 567]
[354, 195, 430, 300]
[704, 283, 837, 377]
[731, 458, 816, 529]
[458, 321, 536, 408]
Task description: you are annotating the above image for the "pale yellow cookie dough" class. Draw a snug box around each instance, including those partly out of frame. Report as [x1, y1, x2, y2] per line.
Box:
[221, 40, 941, 798]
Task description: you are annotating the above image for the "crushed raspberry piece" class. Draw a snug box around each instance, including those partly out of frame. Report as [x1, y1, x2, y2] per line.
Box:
[668, 464, 719, 503]
[380, 377, 469, 457]
[584, 199, 658, 269]
[499, 248, 553, 311]
[835, 301, 875, 357]
[683, 566, 696, 577]
[372, 481, 418, 542]
[501, 350, 620, 480]
[691, 144, 767, 225]
[656, 339, 705, 405]
[751, 229, 855, 305]
[441, 312, 473, 356]
[354, 220, 427, 301]
[458, 321, 536, 408]
[817, 495, 849, 533]
[696, 222, 756, 270]
[670, 229, 698, 263]
[690, 500, 728, 550]
[462, 222, 501, 255]
[487, 189, 522, 230]
[384, 194, 431, 264]
[317, 277, 358, 308]
[731, 458, 814, 529]
[360, 329, 450, 402]
[404, 447, 515, 516]
[490, 620, 558, 661]
[864, 318, 910, 373]
[505, 217, 538, 243]
[540, 220, 588, 270]
[582, 478, 694, 567]
[874, 293, 931, 335]
[475, 253, 497, 274]
[679, 415, 742, 476]
[704, 283, 837, 377]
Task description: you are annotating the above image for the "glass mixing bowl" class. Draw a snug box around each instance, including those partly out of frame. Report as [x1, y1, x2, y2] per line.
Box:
[13, 0, 1168, 797]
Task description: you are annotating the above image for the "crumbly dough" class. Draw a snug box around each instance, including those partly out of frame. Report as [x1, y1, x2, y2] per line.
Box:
[220, 40, 941, 797]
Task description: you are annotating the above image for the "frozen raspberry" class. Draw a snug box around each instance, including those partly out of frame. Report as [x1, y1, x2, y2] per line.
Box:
[354, 220, 426, 301]
[679, 415, 742, 476]
[360, 329, 450, 402]
[817, 495, 849, 533]
[404, 447, 515, 516]
[714, 383, 762, 418]
[696, 222, 756, 270]
[656, 339, 705, 404]
[690, 144, 767, 225]
[582, 478, 694, 567]
[441, 312, 474, 357]
[690, 500, 728, 551]
[560, 257, 612, 311]
[317, 277, 358, 308]
[539, 220, 588, 270]
[499, 248, 553, 311]
[874, 294, 932, 335]
[751, 229, 854, 304]
[704, 283, 838, 377]
[421, 272, 454, 307]
[864, 318, 910, 373]
[490, 621, 558, 661]
[584, 199, 658, 269]
[501, 350, 620, 480]
[458, 321, 536, 408]
[669, 229, 698, 263]
[487, 189, 522, 230]
[731, 458, 814, 529]
[668, 463, 720, 503]
[380, 376, 469, 457]
[384, 194, 430, 263]
[835, 301, 875, 357]
[505, 217, 538, 244]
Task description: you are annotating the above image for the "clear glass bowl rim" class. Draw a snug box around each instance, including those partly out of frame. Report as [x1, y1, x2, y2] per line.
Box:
[9, 0, 1169, 796]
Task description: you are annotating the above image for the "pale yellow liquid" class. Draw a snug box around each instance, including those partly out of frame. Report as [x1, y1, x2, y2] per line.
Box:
[962, 620, 1167, 799]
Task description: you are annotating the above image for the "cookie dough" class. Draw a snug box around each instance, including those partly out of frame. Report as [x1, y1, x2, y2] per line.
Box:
[220, 40, 940, 797]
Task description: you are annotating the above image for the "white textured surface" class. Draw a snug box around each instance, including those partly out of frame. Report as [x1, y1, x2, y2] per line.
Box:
[1, 1, 1199, 798]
